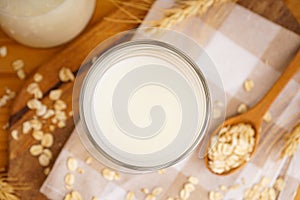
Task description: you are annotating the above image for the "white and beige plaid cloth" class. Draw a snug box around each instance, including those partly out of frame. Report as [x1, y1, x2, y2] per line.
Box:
[41, 0, 300, 199]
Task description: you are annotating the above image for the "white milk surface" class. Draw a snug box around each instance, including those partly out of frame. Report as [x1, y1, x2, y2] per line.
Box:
[94, 55, 183, 155]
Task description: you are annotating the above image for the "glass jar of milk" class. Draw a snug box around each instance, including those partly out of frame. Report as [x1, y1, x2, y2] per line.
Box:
[0, 0, 95, 48]
[73, 29, 226, 173]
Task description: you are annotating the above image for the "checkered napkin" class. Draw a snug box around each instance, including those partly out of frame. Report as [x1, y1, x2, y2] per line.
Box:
[41, 1, 300, 199]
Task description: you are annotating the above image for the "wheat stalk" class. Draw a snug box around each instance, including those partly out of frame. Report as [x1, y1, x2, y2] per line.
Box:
[104, 0, 154, 24]
[105, 0, 234, 27]
[0, 171, 28, 200]
[153, 0, 235, 28]
[280, 122, 300, 158]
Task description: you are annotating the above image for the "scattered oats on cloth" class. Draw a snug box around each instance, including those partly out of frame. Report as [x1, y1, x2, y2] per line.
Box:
[41, 0, 300, 199]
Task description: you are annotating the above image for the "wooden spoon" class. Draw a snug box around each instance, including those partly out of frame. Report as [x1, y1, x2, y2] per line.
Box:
[205, 50, 300, 175]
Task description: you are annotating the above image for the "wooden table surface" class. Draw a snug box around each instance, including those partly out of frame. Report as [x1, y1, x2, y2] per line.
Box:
[0, 0, 300, 199]
[0, 0, 115, 169]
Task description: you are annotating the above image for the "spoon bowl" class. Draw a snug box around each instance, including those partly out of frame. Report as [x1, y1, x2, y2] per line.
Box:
[205, 50, 300, 175]
[204, 109, 261, 175]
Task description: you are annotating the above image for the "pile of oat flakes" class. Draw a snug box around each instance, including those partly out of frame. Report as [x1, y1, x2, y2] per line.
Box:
[11, 67, 74, 175]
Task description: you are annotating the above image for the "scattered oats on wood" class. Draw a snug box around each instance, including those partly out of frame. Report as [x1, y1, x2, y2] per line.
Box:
[0, 46, 7, 57]
[85, 156, 93, 164]
[208, 191, 223, 200]
[237, 103, 248, 114]
[68, 111, 73, 117]
[44, 167, 50, 176]
[179, 188, 190, 200]
[274, 177, 285, 191]
[59, 67, 75, 82]
[263, 111, 272, 123]
[36, 105, 47, 116]
[16, 69, 26, 80]
[11, 130, 19, 140]
[30, 119, 42, 131]
[51, 118, 58, 124]
[208, 123, 255, 174]
[33, 73, 43, 82]
[280, 123, 300, 158]
[42, 149, 52, 159]
[145, 194, 156, 200]
[55, 110, 67, 121]
[49, 125, 55, 131]
[22, 121, 32, 134]
[27, 82, 43, 99]
[188, 176, 199, 185]
[5, 88, 16, 98]
[0, 96, 8, 108]
[27, 99, 42, 110]
[141, 188, 149, 194]
[12, 59, 24, 71]
[38, 153, 51, 166]
[2, 122, 9, 130]
[0, 88, 16, 108]
[67, 157, 78, 172]
[54, 99, 67, 110]
[41, 133, 54, 147]
[29, 144, 43, 156]
[43, 109, 55, 119]
[125, 191, 135, 200]
[58, 120, 66, 128]
[33, 89, 43, 99]
[49, 89, 62, 101]
[27, 83, 39, 93]
[244, 79, 254, 92]
[65, 173, 75, 186]
[152, 187, 163, 196]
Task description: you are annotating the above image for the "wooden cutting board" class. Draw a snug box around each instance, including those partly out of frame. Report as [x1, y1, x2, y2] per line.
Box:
[7, 0, 300, 199]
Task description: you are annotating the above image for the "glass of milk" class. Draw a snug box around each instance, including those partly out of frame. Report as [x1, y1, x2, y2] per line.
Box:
[73, 29, 226, 173]
[0, 0, 95, 48]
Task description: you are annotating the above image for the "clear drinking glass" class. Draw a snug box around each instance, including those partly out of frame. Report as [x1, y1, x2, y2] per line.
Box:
[73, 28, 226, 173]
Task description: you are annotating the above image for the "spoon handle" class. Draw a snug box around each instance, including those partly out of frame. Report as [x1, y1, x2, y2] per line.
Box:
[253, 50, 300, 116]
